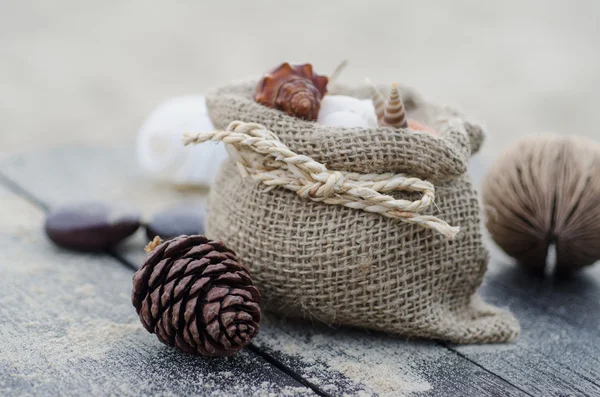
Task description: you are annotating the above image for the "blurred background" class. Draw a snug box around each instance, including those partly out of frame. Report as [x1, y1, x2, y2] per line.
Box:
[1, 0, 599, 161]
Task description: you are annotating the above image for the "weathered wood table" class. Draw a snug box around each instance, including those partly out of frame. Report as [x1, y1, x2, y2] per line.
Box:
[1, 145, 599, 396]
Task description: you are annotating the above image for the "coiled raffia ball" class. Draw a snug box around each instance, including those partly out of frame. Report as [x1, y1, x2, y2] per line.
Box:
[482, 136, 600, 275]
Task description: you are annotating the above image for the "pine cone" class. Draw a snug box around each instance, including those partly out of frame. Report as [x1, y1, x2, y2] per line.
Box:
[132, 235, 261, 357]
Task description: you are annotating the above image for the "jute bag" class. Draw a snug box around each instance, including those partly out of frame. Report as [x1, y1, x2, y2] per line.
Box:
[191, 80, 519, 344]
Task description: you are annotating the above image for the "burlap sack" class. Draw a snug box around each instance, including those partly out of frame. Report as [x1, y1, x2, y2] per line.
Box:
[202, 80, 520, 344]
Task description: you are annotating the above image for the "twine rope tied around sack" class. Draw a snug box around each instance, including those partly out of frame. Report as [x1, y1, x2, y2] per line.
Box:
[184, 121, 459, 238]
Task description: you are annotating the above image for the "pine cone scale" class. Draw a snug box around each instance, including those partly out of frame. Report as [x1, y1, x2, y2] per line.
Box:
[206, 286, 229, 302]
[188, 316, 202, 347]
[188, 277, 210, 296]
[175, 333, 193, 354]
[174, 275, 195, 298]
[162, 236, 201, 257]
[202, 263, 227, 275]
[148, 258, 169, 288]
[184, 244, 217, 257]
[186, 259, 211, 273]
[230, 287, 258, 301]
[171, 300, 183, 331]
[221, 311, 237, 327]
[132, 235, 261, 357]
[140, 298, 154, 331]
[160, 279, 176, 306]
[145, 241, 169, 263]
[203, 301, 221, 324]
[161, 308, 175, 337]
[222, 295, 243, 307]
[167, 258, 194, 279]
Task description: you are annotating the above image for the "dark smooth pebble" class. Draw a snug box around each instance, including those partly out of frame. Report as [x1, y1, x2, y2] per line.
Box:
[45, 202, 141, 251]
[145, 204, 205, 241]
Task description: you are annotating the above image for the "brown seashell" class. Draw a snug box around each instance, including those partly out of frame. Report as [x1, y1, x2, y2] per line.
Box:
[254, 62, 328, 121]
[482, 136, 600, 276]
[382, 83, 408, 128]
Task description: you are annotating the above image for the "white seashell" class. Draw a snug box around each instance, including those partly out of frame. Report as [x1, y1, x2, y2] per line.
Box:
[136, 95, 228, 186]
[319, 111, 372, 128]
[317, 95, 378, 128]
[365, 78, 385, 122]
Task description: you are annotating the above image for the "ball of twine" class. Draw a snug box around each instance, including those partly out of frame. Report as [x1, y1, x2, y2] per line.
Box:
[482, 136, 600, 275]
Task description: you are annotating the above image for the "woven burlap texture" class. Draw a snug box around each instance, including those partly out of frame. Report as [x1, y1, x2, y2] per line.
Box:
[184, 121, 460, 238]
[204, 80, 520, 344]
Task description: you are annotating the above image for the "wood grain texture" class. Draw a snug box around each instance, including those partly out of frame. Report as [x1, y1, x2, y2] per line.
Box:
[254, 316, 529, 397]
[0, 145, 206, 265]
[3, 145, 600, 396]
[0, 185, 314, 397]
[486, 241, 600, 331]
[0, 146, 528, 396]
[461, 267, 600, 396]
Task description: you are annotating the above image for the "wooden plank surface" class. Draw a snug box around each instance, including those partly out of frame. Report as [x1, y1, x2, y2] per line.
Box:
[0, 184, 315, 397]
[486, 241, 600, 332]
[0, 146, 528, 396]
[2, 145, 600, 396]
[459, 280, 600, 396]
[254, 317, 532, 397]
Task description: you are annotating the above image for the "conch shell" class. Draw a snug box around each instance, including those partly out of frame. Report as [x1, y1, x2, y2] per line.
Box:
[254, 62, 328, 121]
[382, 83, 408, 128]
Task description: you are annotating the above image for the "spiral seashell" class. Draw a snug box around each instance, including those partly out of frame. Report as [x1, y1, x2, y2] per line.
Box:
[254, 62, 328, 121]
[382, 83, 408, 128]
[365, 78, 385, 122]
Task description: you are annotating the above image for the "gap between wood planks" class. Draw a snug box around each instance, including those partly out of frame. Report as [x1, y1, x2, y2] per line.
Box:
[0, 170, 537, 397]
[109, 246, 334, 397]
[0, 170, 334, 397]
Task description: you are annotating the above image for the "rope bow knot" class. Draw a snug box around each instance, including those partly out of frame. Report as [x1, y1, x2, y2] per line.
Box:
[183, 121, 459, 239]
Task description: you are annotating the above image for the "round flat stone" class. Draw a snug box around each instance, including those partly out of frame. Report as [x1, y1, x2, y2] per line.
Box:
[146, 203, 205, 241]
[45, 202, 141, 251]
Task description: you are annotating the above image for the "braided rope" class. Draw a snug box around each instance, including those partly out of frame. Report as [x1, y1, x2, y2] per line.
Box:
[183, 121, 459, 238]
